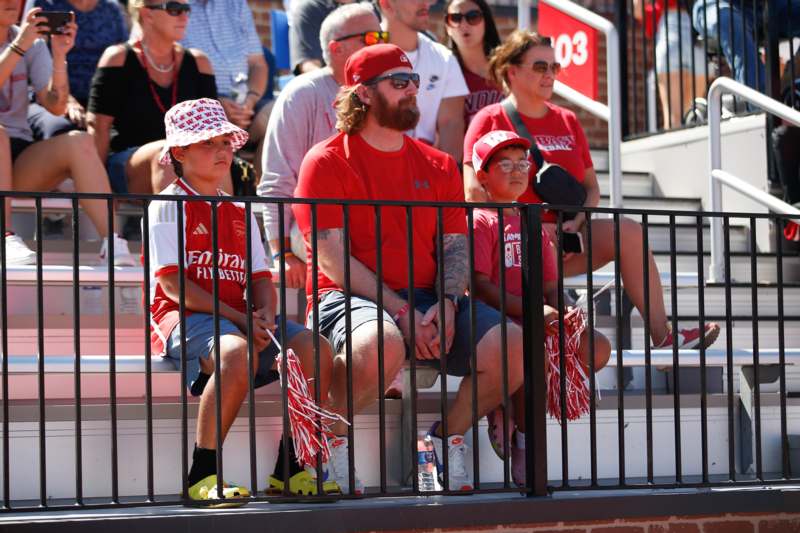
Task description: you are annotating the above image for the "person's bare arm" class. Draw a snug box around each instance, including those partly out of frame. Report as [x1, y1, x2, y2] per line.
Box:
[297, 60, 322, 73]
[435, 97, 466, 163]
[424, 233, 468, 354]
[86, 44, 127, 164]
[562, 167, 600, 233]
[462, 163, 487, 202]
[244, 52, 268, 111]
[36, 20, 77, 116]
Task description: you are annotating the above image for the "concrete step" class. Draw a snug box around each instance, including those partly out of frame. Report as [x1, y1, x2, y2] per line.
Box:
[597, 171, 654, 197]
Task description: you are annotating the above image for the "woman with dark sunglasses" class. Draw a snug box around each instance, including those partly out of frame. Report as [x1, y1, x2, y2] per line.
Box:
[87, 0, 218, 194]
[444, 0, 502, 127]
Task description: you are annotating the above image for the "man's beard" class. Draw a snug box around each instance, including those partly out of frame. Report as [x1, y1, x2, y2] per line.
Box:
[372, 89, 421, 131]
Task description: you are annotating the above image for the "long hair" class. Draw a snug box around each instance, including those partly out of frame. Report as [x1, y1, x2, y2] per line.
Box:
[488, 30, 551, 91]
[335, 86, 370, 135]
[128, 0, 145, 25]
[445, 0, 501, 66]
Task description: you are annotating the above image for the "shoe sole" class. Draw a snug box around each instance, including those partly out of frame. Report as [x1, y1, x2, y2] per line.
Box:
[486, 406, 512, 461]
[687, 324, 721, 350]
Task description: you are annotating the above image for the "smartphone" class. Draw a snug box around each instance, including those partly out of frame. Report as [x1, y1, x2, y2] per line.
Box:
[562, 232, 584, 254]
[39, 11, 71, 35]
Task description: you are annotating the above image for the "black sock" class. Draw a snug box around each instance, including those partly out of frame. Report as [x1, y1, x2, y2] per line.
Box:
[188, 445, 217, 486]
[272, 437, 303, 481]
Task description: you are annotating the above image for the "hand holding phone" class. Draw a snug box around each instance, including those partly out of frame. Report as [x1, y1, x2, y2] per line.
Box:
[562, 232, 584, 254]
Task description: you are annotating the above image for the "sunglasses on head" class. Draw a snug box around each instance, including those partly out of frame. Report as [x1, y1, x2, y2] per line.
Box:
[334, 31, 390, 46]
[445, 9, 483, 27]
[144, 1, 191, 16]
[531, 61, 561, 75]
[366, 72, 420, 90]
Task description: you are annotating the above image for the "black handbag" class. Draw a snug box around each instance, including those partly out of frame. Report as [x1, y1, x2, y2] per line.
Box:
[501, 99, 586, 217]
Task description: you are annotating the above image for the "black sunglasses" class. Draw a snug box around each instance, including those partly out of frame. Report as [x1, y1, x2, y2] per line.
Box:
[334, 31, 390, 46]
[144, 1, 191, 16]
[365, 72, 421, 90]
[445, 9, 483, 27]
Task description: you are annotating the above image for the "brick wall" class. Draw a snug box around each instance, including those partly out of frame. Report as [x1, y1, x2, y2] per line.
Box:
[246, 2, 618, 148]
[382, 512, 800, 533]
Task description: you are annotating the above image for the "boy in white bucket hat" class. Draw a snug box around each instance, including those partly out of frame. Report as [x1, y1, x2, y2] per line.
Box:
[147, 99, 338, 505]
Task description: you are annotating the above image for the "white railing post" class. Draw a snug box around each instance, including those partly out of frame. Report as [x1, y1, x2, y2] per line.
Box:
[706, 77, 800, 283]
[707, 81, 725, 282]
[539, 0, 623, 208]
[518, 0, 531, 29]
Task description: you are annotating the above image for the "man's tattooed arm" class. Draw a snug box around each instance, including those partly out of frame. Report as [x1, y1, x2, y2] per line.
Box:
[439, 233, 468, 297]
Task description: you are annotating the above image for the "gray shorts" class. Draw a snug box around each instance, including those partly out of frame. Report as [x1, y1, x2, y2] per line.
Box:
[164, 312, 305, 396]
[308, 289, 505, 376]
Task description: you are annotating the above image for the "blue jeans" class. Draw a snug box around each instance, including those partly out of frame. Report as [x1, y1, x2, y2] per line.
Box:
[692, 0, 800, 92]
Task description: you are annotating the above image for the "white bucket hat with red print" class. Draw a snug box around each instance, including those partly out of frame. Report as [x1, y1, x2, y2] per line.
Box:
[158, 98, 249, 165]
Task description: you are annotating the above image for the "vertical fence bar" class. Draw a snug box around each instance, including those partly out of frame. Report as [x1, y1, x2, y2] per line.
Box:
[496, 207, 509, 487]
[436, 207, 450, 490]
[105, 200, 118, 503]
[521, 206, 546, 496]
[669, 215, 682, 483]
[613, 213, 625, 485]
[176, 199, 189, 499]
[309, 204, 323, 496]
[0, 201, 8, 508]
[723, 217, 735, 481]
[244, 201, 257, 496]
[277, 203, 291, 498]
[555, 211, 568, 487]
[35, 198, 46, 507]
[467, 207, 479, 490]
[696, 215, 709, 484]
[585, 213, 597, 487]
[141, 201, 154, 502]
[405, 206, 419, 493]
[374, 205, 387, 493]
[71, 199, 83, 505]
[211, 200, 224, 500]
[749, 217, 762, 480]
[342, 205, 355, 495]
[775, 216, 788, 479]
[641, 213, 653, 484]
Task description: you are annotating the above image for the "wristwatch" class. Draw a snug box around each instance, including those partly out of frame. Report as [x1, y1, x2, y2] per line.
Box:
[444, 293, 459, 312]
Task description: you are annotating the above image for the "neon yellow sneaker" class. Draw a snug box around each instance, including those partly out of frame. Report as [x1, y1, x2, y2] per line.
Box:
[267, 465, 341, 496]
[188, 474, 250, 507]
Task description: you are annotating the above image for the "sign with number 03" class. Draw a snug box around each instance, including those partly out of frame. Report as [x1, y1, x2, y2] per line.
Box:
[537, 2, 599, 100]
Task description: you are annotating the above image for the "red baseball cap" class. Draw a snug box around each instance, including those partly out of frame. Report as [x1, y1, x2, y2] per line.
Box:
[344, 43, 412, 87]
[472, 130, 531, 172]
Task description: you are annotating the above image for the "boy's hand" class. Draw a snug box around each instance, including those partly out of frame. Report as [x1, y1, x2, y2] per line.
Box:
[543, 304, 559, 335]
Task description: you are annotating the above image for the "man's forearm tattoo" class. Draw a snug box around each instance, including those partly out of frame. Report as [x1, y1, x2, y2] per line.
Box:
[440, 233, 468, 296]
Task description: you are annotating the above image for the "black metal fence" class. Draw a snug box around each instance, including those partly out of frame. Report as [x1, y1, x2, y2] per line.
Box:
[618, 0, 798, 136]
[0, 190, 798, 510]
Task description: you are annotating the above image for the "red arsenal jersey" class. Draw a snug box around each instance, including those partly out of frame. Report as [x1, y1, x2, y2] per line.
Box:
[147, 178, 271, 356]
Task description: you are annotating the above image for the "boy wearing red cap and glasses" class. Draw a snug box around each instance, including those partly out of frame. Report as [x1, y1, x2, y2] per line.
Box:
[293, 44, 524, 493]
[148, 98, 338, 505]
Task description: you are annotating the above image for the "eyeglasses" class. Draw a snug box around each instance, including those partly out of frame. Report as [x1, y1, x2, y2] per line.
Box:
[366, 72, 420, 90]
[531, 61, 561, 75]
[144, 1, 191, 16]
[494, 159, 532, 174]
[334, 31, 390, 46]
[445, 9, 483, 27]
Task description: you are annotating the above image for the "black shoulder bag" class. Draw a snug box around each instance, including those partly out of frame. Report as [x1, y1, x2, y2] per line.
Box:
[501, 99, 586, 219]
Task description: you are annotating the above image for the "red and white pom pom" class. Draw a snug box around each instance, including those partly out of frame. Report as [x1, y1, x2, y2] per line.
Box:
[269, 330, 349, 467]
[544, 307, 590, 422]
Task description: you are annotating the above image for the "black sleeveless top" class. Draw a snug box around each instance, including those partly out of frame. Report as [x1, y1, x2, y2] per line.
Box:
[88, 43, 217, 153]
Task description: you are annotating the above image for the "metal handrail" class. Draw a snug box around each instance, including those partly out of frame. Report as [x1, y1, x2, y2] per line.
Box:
[525, 0, 623, 208]
[707, 77, 800, 282]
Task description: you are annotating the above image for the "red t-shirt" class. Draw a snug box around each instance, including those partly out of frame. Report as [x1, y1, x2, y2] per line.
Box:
[461, 67, 504, 126]
[147, 178, 271, 356]
[472, 208, 556, 298]
[293, 132, 467, 303]
[464, 101, 594, 222]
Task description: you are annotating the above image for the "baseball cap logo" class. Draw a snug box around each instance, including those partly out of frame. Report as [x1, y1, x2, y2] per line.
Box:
[400, 55, 409, 63]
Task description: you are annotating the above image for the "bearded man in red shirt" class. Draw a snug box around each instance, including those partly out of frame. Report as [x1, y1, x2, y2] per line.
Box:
[294, 44, 524, 494]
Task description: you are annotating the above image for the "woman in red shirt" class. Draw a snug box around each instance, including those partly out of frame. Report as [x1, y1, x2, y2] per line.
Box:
[464, 30, 720, 351]
[445, 0, 503, 127]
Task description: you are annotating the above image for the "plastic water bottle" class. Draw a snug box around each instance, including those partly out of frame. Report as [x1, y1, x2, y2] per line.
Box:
[231, 72, 249, 105]
[417, 432, 437, 492]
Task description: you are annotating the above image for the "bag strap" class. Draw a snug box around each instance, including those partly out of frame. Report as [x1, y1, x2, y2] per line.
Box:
[501, 98, 544, 170]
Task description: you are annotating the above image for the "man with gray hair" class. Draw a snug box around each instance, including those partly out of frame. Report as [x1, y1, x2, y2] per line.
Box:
[258, 2, 386, 288]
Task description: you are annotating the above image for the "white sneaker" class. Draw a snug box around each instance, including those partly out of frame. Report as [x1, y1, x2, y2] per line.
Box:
[326, 436, 364, 495]
[99, 234, 136, 266]
[4, 233, 36, 265]
[428, 426, 473, 491]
